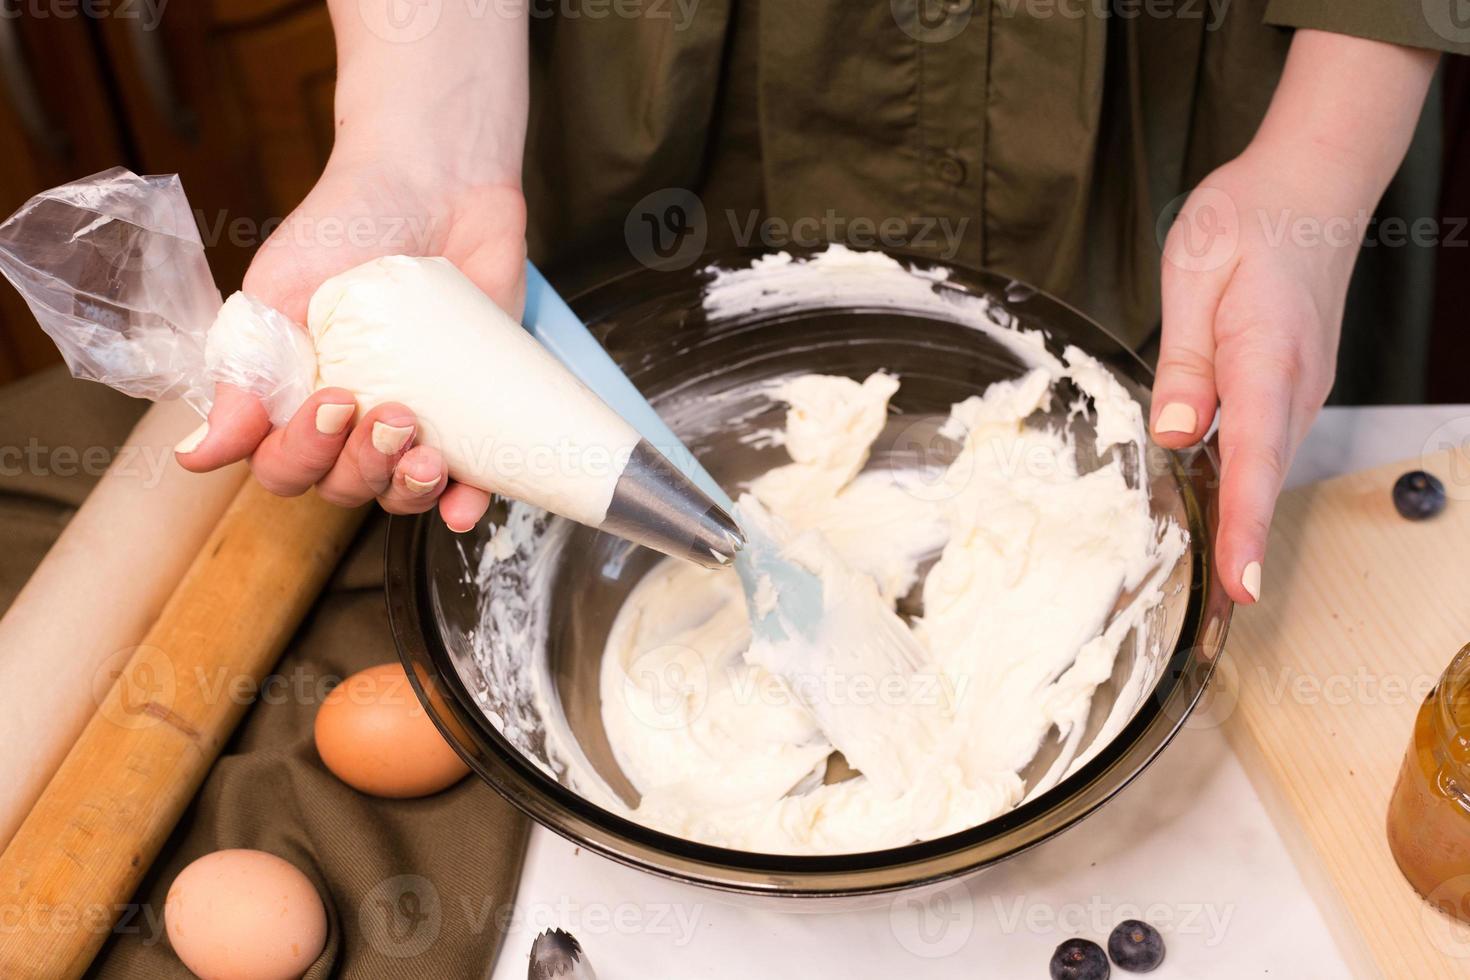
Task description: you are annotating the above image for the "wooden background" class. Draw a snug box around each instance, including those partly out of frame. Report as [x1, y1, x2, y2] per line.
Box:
[0, 0, 336, 383]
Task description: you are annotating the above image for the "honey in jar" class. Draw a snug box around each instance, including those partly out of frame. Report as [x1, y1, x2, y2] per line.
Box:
[1387, 643, 1470, 922]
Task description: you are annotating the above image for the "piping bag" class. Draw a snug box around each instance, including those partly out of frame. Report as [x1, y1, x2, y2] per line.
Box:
[0, 168, 741, 570]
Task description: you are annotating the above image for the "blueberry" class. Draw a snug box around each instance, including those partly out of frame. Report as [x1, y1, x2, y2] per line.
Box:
[1108, 919, 1165, 972]
[1392, 470, 1446, 521]
[1050, 938, 1110, 980]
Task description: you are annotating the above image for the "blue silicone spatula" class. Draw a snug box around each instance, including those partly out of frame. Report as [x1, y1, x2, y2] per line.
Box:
[522, 263, 823, 635]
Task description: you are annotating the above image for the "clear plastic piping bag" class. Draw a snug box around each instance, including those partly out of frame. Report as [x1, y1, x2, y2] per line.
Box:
[0, 167, 315, 426]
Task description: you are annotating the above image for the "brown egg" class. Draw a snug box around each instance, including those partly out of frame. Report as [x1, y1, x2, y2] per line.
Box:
[314, 663, 470, 797]
[165, 849, 326, 980]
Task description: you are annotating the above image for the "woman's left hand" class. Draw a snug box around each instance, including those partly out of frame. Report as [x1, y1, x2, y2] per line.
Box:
[1148, 29, 1439, 606]
[1150, 146, 1355, 605]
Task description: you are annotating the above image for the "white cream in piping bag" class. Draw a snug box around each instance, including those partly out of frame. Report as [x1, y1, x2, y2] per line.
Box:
[208, 256, 641, 527]
[472, 247, 1187, 855]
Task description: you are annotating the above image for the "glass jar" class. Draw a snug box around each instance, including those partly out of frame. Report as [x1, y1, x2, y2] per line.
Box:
[1387, 643, 1470, 922]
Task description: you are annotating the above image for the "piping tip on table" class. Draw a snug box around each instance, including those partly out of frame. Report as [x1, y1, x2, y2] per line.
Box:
[529, 928, 597, 980]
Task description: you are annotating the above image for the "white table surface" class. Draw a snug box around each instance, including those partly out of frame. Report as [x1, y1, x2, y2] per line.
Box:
[488, 405, 1470, 980]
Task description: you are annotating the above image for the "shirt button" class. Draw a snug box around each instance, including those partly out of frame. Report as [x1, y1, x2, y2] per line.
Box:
[936, 153, 967, 185]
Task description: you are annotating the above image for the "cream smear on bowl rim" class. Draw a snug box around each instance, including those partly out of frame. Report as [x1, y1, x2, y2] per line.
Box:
[467, 246, 1187, 856]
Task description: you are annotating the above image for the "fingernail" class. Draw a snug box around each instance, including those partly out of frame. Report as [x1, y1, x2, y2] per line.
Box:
[372, 422, 413, 455]
[315, 402, 355, 436]
[404, 474, 438, 495]
[1155, 402, 1197, 435]
[175, 421, 209, 455]
[1242, 560, 1262, 602]
[446, 520, 476, 534]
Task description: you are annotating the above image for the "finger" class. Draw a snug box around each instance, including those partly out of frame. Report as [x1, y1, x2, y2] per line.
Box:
[1214, 342, 1296, 606]
[174, 384, 272, 472]
[1152, 261, 1229, 449]
[439, 483, 492, 534]
[316, 403, 417, 508]
[378, 445, 448, 515]
[248, 388, 358, 497]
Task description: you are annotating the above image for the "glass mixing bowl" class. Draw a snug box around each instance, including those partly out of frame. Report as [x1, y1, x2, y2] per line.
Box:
[386, 248, 1231, 903]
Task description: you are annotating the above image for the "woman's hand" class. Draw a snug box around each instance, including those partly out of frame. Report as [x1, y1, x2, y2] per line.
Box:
[1152, 150, 1348, 604]
[173, 0, 529, 532]
[174, 155, 527, 532]
[1150, 30, 1437, 604]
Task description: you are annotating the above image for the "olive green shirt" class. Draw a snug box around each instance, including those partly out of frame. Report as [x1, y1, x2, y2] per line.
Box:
[524, 0, 1461, 347]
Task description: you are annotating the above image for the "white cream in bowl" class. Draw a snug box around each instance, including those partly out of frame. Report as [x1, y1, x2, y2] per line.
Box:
[471, 247, 1187, 856]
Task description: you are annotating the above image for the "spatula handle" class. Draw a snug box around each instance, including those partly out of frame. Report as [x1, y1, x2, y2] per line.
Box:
[523, 262, 734, 510]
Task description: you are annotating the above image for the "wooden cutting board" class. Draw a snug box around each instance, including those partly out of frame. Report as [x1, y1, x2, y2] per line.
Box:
[1223, 448, 1470, 980]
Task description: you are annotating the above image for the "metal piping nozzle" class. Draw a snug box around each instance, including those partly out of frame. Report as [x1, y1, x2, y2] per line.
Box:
[529, 928, 597, 980]
[599, 439, 746, 570]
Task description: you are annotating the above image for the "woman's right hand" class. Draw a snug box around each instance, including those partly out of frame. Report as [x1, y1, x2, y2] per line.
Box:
[174, 0, 530, 531]
[173, 148, 528, 533]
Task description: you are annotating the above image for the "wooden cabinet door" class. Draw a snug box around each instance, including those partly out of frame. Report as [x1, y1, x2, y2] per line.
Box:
[0, 1, 337, 383]
[0, 12, 129, 383]
[93, 0, 338, 296]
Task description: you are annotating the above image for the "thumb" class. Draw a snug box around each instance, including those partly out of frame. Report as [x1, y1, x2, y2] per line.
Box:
[460, 244, 528, 321]
[1152, 261, 1225, 448]
[241, 221, 346, 326]
[1151, 183, 1243, 445]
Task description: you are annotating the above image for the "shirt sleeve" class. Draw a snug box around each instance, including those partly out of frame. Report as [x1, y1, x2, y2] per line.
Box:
[1265, 0, 1470, 56]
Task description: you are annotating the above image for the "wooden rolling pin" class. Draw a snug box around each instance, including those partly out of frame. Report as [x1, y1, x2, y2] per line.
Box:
[0, 478, 365, 978]
[0, 400, 246, 849]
